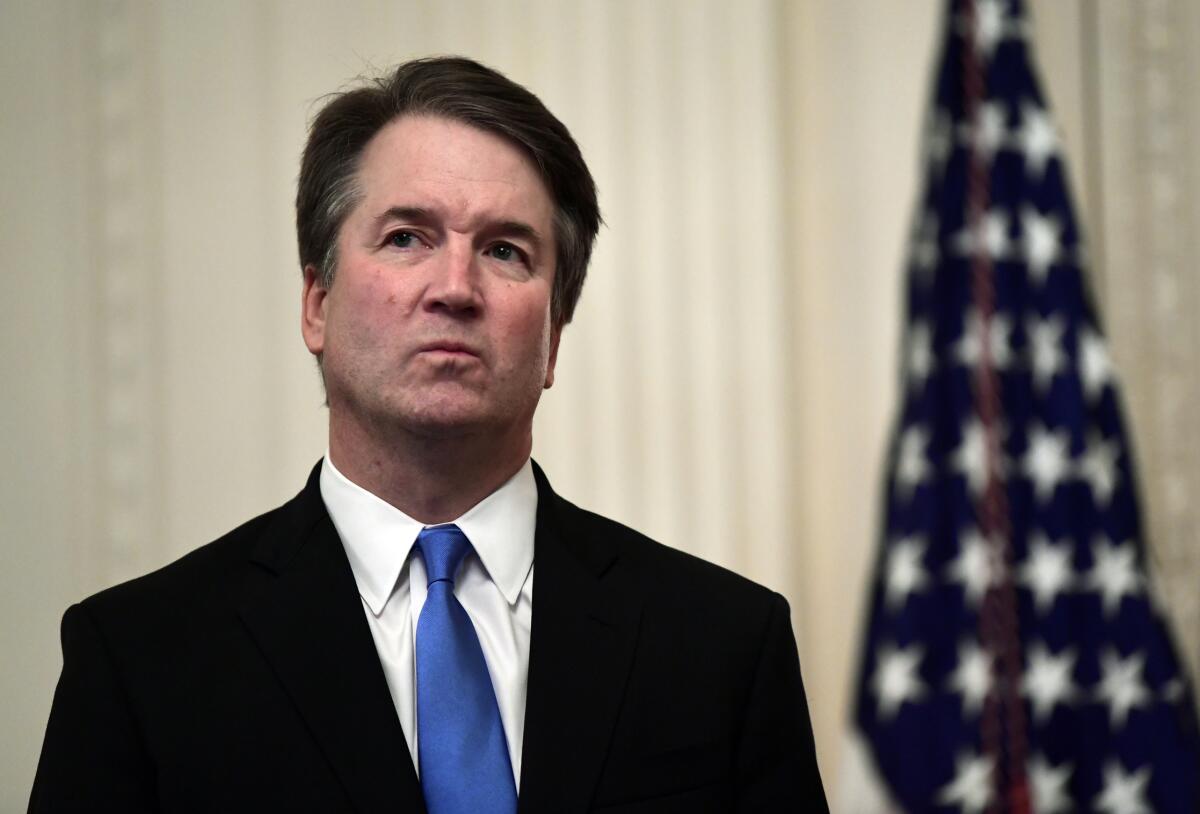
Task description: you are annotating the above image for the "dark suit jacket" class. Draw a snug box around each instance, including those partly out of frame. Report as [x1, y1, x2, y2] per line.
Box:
[30, 462, 827, 812]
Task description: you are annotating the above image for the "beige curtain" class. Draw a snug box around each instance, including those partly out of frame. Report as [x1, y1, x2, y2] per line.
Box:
[3, 0, 1197, 806]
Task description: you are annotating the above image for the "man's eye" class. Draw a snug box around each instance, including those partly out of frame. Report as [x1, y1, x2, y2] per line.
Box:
[487, 243, 523, 263]
[387, 231, 421, 249]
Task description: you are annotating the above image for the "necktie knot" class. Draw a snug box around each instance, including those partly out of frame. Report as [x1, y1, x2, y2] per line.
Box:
[416, 525, 471, 587]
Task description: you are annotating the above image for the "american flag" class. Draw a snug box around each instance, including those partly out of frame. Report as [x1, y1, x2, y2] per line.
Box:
[851, 0, 1200, 811]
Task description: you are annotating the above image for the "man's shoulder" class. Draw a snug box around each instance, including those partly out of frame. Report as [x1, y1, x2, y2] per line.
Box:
[78, 484, 312, 627]
[548, 490, 786, 618]
[549, 493, 801, 722]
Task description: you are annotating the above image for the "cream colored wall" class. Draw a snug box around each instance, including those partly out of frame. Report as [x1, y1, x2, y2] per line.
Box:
[4, 1, 1197, 809]
[787, 0, 933, 789]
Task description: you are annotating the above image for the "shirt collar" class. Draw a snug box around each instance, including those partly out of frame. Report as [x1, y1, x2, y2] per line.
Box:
[319, 453, 537, 614]
[454, 460, 537, 606]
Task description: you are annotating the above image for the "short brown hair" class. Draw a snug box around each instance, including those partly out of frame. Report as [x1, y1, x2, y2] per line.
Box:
[296, 56, 601, 327]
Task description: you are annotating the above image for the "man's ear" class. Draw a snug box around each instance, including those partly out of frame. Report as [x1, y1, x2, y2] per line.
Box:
[544, 323, 562, 389]
[301, 265, 328, 356]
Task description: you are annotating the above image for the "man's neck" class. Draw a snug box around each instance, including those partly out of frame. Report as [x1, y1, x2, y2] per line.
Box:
[327, 419, 531, 525]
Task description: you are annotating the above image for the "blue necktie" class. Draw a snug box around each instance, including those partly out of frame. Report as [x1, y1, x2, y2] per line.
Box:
[415, 525, 517, 814]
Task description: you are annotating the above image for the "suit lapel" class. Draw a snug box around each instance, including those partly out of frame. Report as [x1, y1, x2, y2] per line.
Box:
[518, 465, 644, 813]
[237, 465, 425, 814]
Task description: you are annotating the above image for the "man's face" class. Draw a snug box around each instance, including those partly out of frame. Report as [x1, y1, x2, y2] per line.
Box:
[301, 115, 560, 443]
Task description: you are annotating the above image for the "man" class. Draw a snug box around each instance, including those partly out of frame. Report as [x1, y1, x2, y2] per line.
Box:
[30, 57, 827, 812]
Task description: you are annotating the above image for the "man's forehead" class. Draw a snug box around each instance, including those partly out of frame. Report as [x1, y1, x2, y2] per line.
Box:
[358, 115, 542, 189]
[351, 115, 554, 228]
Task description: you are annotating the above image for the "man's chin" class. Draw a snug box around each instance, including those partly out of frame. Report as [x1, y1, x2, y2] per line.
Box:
[369, 395, 496, 440]
[333, 385, 534, 443]
[397, 412, 491, 440]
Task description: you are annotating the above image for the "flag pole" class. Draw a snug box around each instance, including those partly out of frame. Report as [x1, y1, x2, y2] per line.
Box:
[960, 1, 1031, 811]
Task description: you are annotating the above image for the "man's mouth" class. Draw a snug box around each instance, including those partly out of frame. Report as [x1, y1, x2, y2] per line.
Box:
[418, 341, 481, 359]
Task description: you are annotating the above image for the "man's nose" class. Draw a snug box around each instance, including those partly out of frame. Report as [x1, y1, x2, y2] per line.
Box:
[425, 240, 482, 316]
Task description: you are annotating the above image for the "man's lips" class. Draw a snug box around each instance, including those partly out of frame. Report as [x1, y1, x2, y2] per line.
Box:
[417, 341, 481, 358]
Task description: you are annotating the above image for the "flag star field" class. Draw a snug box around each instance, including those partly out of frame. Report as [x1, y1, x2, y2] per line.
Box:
[852, 0, 1200, 811]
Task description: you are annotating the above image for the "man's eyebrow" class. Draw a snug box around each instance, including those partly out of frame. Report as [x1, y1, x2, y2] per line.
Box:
[489, 220, 545, 249]
[372, 206, 433, 227]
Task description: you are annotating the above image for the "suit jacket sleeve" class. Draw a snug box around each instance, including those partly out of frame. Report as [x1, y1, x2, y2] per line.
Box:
[735, 593, 828, 812]
[29, 603, 158, 813]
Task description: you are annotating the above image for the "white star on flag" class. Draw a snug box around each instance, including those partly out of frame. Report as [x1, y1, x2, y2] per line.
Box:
[1016, 101, 1059, 180]
[952, 417, 991, 497]
[1094, 760, 1154, 814]
[1018, 534, 1075, 615]
[925, 111, 954, 177]
[956, 0, 1018, 60]
[1084, 537, 1142, 617]
[1022, 641, 1079, 723]
[1028, 754, 1074, 814]
[1020, 206, 1062, 284]
[956, 309, 1013, 369]
[1078, 326, 1114, 403]
[958, 100, 1009, 160]
[1095, 649, 1152, 729]
[947, 640, 993, 717]
[954, 208, 1012, 260]
[911, 211, 941, 283]
[1078, 431, 1120, 509]
[906, 321, 935, 391]
[895, 425, 932, 500]
[1022, 423, 1072, 504]
[945, 528, 1002, 607]
[871, 643, 927, 720]
[884, 535, 930, 611]
[937, 751, 994, 814]
[1164, 678, 1186, 703]
[1026, 314, 1067, 393]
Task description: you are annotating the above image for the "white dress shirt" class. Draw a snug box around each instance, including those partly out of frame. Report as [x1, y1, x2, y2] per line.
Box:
[319, 453, 536, 787]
